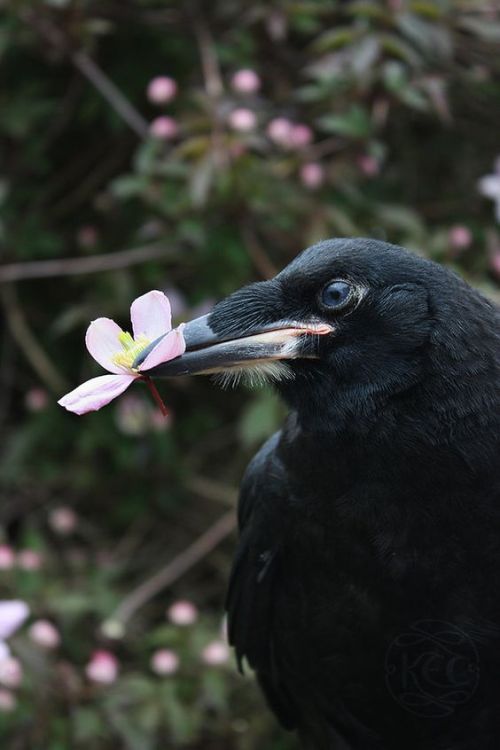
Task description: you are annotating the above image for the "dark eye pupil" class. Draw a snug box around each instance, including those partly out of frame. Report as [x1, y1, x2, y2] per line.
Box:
[322, 281, 352, 308]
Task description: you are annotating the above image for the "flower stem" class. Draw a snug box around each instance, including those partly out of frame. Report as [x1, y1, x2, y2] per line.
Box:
[143, 376, 169, 417]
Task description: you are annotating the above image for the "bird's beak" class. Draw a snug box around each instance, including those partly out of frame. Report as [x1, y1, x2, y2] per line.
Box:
[134, 314, 333, 378]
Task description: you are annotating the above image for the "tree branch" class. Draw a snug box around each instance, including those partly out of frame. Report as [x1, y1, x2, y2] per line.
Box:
[72, 50, 149, 139]
[107, 510, 236, 630]
[0, 285, 68, 393]
[23, 12, 149, 139]
[0, 243, 176, 283]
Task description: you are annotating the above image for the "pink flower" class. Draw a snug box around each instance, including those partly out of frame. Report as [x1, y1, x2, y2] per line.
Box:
[289, 124, 313, 149]
[147, 76, 177, 105]
[357, 154, 380, 177]
[0, 657, 22, 688]
[201, 640, 229, 666]
[0, 689, 16, 712]
[478, 159, 500, 222]
[24, 388, 49, 413]
[300, 162, 324, 190]
[167, 600, 198, 626]
[151, 649, 179, 675]
[0, 601, 29, 662]
[267, 119, 312, 149]
[49, 507, 78, 535]
[228, 108, 257, 132]
[231, 69, 261, 94]
[0, 546, 15, 571]
[149, 408, 172, 432]
[29, 620, 60, 649]
[266, 117, 293, 145]
[448, 226, 472, 250]
[149, 116, 178, 140]
[58, 291, 185, 415]
[115, 394, 153, 436]
[17, 549, 42, 571]
[85, 650, 119, 684]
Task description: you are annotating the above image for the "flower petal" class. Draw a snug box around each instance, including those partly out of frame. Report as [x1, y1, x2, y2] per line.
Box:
[140, 327, 186, 371]
[130, 291, 172, 341]
[58, 374, 135, 415]
[0, 601, 30, 642]
[86, 319, 124, 374]
[478, 175, 500, 199]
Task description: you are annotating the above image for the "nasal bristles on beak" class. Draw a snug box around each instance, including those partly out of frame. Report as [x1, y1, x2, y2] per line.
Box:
[213, 361, 294, 389]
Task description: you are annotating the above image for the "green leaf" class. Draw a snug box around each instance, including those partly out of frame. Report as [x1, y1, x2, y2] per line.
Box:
[396, 13, 452, 62]
[73, 708, 106, 743]
[311, 26, 358, 53]
[317, 106, 372, 139]
[458, 17, 500, 42]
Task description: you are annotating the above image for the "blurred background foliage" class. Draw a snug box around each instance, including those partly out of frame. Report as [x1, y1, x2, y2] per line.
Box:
[1, 0, 500, 747]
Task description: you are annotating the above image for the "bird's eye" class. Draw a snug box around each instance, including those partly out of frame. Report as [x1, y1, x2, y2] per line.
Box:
[320, 280, 353, 310]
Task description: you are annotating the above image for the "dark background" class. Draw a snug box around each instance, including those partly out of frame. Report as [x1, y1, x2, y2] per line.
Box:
[1, 1, 499, 747]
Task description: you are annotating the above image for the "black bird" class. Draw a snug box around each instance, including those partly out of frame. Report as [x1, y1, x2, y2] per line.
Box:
[143, 238, 500, 750]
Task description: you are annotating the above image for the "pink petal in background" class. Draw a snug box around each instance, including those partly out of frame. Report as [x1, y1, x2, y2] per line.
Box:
[0, 601, 30, 642]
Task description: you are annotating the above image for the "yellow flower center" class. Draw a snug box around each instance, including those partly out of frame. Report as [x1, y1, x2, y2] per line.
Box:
[112, 331, 151, 371]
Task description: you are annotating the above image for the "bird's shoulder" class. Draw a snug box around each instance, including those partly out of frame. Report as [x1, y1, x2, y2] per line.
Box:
[237, 429, 285, 530]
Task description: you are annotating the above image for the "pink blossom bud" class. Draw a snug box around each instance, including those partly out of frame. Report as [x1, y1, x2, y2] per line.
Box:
[167, 600, 198, 626]
[448, 226, 472, 250]
[201, 640, 229, 666]
[150, 409, 172, 432]
[0, 546, 15, 571]
[0, 688, 16, 712]
[49, 507, 78, 535]
[85, 650, 119, 685]
[289, 124, 313, 149]
[228, 108, 257, 132]
[266, 10, 287, 41]
[149, 116, 178, 140]
[17, 549, 42, 571]
[357, 154, 380, 177]
[151, 649, 179, 675]
[0, 657, 22, 688]
[266, 117, 293, 145]
[147, 76, 177, 105]
[29, 620, 61, 649]
[24, 387, 49, 413]
[76, 225, 99, 249]
[115, 394, 154, 436]
[300, 162, 324, 190]
[231, 69, 261, 94]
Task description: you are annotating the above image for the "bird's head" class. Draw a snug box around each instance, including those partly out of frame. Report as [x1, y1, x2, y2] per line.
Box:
[140, 238, 498, 437]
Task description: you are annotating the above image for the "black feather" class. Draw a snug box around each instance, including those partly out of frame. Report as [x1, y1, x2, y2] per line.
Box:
[222, 240, 500, 750]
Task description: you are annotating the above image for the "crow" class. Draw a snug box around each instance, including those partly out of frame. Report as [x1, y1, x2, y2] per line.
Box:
[143, 238, 500, 750]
